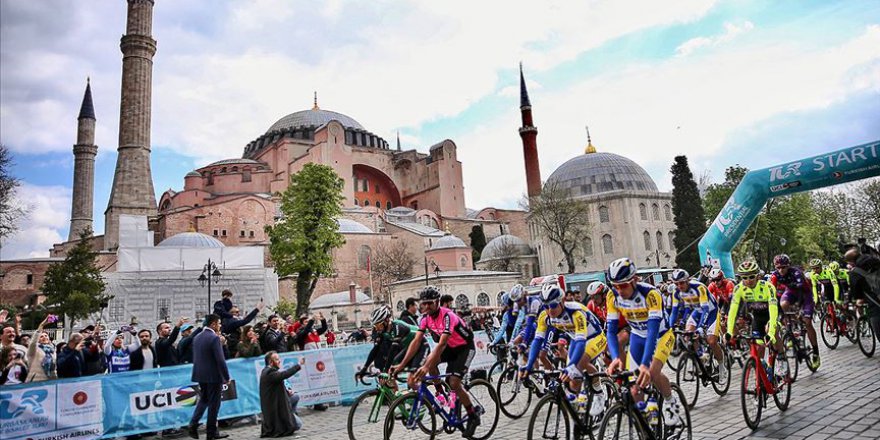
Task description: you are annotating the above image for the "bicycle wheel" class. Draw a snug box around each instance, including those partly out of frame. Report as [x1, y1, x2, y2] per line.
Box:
[740, 358, 763, 430]
[820, 313, 840, 349]
[782, 334, 800, 383]
[527, 394, 570, 440]
[383, 392, 436, 440]
[465, 379, 500, 440]
[496, 366, 532, 419]
[348, 389, 385, 440]
[596, 403, 648, 440]
[675, 353, 700, 410]
[488, 361, 505, 383]
[663, 384, 693, 440]
[858, 315, 876, 358]
[666, 339, 682, 372]
[772, 356, 791, 411]
[710, 347, 732, 396]
[844, 310, 858, 343]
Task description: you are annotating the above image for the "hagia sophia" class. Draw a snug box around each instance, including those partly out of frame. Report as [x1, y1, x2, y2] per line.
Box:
[0, 0, 677, 329]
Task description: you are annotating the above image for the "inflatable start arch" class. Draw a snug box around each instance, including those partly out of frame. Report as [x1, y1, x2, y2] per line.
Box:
[699, 140, 880, 277]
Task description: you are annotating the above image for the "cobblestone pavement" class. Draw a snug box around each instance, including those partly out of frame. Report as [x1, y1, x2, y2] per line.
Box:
[167, 341, 878, 440]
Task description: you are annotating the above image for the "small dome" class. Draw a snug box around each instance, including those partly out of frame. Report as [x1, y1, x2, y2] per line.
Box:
[336, 218, 372, 233]
[387, 207, 416, 215]
[431, 234, 468, 250]
[480, 235, 532, 261]
[158, 232, 225, 248]
[185, 171, 201, 177]
[548, 152, 658, 197]
[267, 108, 364, 134]
[206, 158, 264, 167]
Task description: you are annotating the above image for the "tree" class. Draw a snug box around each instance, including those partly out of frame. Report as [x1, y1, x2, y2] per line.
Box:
[371, 240, 417, 300]
[266, 163, 345, 316]
[523, 180, 591, 273]
[41, 228, 110, 328]
[272, 298, 298, 319]
[670, 156, 706, 272]
[702, 165, 748, 224]
[0, 145, 28, 240]
[469, 225, 487, 266]
[484, 237, 521, 272]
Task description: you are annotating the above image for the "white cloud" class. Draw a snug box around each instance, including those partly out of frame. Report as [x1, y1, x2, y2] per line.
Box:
[676, 21, 754, 57]
[2, 184, 71, 259]
[498, 79, 542, 98]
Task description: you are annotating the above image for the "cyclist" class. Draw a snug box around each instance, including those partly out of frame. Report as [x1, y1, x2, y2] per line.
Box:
[605, 258, 682, 425]
[586, 281, 630, 352]
[771, 254, 820, 369]
[828, 261, 850, 302]
[489, 291, 517, 346]
[507, 284, 552, 368]
[392, 285, 481, 436]
[726, 261, 786, 373]
[356, 306, 426, 394]
[519, 285, 608, 416]
[807, 259, 839, 306]
[708, 268, 734, 315]
[668, 269, 724, 376]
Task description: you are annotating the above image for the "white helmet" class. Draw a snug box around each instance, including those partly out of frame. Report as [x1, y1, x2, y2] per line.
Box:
[609, 258, 637, 284]
[708, 268, 724, 281]
[369, 306, 392, 326]
[508, 284, 525, 302]
[586, 281, 608, 297]
[670, 268, 690, 282]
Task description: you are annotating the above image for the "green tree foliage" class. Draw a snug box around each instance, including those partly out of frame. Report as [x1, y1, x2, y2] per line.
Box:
[670, 156, 706, 272]
[272, 298, 298, 319]
[523, 180, 591, 274]
[469, 225, 487, 266]
[41, 228, 110, 325]
[266, 164, 345, 316]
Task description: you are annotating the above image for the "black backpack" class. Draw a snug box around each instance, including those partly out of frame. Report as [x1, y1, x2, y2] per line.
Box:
[852, 266, 880, 308]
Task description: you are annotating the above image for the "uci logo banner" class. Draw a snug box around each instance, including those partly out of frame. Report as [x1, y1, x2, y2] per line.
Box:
[130, 381, 238, 416]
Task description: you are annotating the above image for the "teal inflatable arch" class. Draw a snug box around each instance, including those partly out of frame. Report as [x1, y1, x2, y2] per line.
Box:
[699, 140, 880, 277]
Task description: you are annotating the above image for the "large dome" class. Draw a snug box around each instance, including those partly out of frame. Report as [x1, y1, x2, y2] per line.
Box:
[266, 108, 364, 134]
[547, 151, 658, 197]
[480, 235, 532, 261]
[158, 232, 225, 248]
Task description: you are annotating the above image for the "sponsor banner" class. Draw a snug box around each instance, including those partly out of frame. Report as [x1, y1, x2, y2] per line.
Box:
[0, 380, 102, 440]
[471, 331, 495, 370]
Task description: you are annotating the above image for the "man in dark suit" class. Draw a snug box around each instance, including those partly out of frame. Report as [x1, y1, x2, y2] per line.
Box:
[188, 314, 230, 440]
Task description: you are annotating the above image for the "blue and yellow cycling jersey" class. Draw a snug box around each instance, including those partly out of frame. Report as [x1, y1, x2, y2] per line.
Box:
[607, 282, 669, 338]
[525, 301, 603, 371]
[670, 280, 717, 329]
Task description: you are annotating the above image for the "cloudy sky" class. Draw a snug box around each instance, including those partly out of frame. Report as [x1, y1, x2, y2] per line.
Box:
[2, 0, 879, 258]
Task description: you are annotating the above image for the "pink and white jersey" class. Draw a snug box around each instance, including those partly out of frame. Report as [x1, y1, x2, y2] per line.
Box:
[419, 307, 474, 348]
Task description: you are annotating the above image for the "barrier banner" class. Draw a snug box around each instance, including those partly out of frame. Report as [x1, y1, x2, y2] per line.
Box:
[0, 331, 492, 439]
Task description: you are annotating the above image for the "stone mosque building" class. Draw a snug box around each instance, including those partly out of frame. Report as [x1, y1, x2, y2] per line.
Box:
[1, 0, 677, 325]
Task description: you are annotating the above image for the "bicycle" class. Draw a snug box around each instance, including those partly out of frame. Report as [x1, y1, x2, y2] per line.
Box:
[855, 303, 876, 358]
[673, 330, 731, 410]
[736, 332, 792, 430]
[383, 372, 500, 440]
[818, 300, 856, 349]
[778, 310, 819, 382]
[526, 369, 615, 440]
[596, 370, 692, 440]
[348, 372, 411, 440]
[487, 343, 512, 382]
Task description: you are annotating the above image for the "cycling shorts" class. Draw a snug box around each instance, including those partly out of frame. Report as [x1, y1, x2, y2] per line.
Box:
[626, 330, 675, 369]
[749, 312, 770, 338]
[439, 341, 476, 378]
[584, 333, 608, 362]
[686, 310, 720, 337]
[780, 289, 814, 318]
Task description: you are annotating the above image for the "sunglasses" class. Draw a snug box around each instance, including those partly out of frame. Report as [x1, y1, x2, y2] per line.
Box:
[740, 274, 759, 281]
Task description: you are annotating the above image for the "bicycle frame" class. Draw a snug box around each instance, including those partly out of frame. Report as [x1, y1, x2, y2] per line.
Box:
[746, 338, 779, 396]
[360, 373, 409, 423]
[608, 372, 658, 440]
[405, 374, 466, 430]
[676, 331, 715, 382]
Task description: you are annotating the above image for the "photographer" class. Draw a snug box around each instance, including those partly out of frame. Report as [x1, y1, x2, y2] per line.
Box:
[156, 317, 188, 367]
[57, 333, 86, 378]
[25, 316, 57, 382]
[261, 315, 288, 353]
[81, 325, 108, 376]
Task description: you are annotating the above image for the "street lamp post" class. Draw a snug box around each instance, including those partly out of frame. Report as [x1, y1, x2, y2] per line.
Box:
[197, 258, 223, 315]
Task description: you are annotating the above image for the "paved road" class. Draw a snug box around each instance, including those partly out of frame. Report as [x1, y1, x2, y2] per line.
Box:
[171, 340, 879, 440]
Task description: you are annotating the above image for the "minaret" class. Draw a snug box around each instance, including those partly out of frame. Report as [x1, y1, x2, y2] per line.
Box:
[69, 79, 98, 241]
[105, 0, 157, 249]
[396, 131, 402, 151]
[518, 63, 541, 198]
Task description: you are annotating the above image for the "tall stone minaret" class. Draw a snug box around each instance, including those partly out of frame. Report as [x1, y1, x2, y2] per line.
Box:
[105, 0, 157, 249]
[519, 63, 541, 198]
[69, 79, 98, 241]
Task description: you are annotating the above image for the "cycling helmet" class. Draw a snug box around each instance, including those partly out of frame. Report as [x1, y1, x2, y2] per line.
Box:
[369, 306, 392, 325]
[736, 261, 760, 276]
[539, 285, 564, 305]
[608, 258, 637, 284]
[828, 261, 840, 272]
[809, 258, 822, 268]
[500, 292, 512, 307]
[419, 285, 441, 301]
[508, 284, 525, 302]
[586, 281, 608, 297]
[773, 254, 791, 267]
[670, 269, 690, 282]
[708, 268, 724, 281]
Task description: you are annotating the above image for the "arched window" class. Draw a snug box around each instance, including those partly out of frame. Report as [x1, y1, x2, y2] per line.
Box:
[396, 301, 405, 312]
[652, 204, 660, 221]
[669, 232, 676, 252]
[358, 245, 372, 269]
[353, 199, 359, 206]
[363, 199, 370, 207]
[583, 237, 594, 257]
[656, 231, 665, 251]
[386, 201, 392, 210]
[375, 201, 381, 208]
[455, 294, 470, 309]
[477, 292, 490, 307]
[496, 291, 505, 306]
[664, 204, 672, 221]
[639, 203, 647, 221]
[460, 256, 468, 268]
[602, 234, 613, 254]
[643, 231, 652, 251]
[599, 206, 610, 223]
